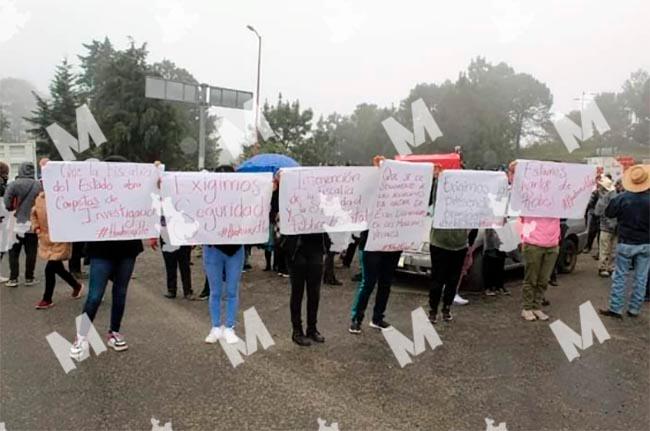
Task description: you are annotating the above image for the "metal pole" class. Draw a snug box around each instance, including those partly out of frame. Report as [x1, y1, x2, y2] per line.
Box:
[247, 25, 262, 154]
[254, 34, 261, 154]
[198, 83, 208, 170]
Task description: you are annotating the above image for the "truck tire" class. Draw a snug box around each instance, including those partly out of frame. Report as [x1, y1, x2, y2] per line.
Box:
[558, 237, 578, 274]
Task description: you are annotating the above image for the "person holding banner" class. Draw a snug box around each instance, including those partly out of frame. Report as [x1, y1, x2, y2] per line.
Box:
[348, 156, 402, 334]
[428, 226, 478, 323]
[31, 180, 84, 309]
[203, 165, 245, 345]
[599, 164, 650, 319]
[282, 232, 328, 346]
[508, 160, 561, 322]
[70, 156, 146, 356]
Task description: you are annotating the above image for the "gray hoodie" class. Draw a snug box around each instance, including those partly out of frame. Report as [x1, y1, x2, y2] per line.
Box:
[3, 162, 41, 223]
[594, 190, 618, 233]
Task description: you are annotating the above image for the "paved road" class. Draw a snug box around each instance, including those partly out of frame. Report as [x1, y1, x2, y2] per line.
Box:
[1, 249, 648, 430]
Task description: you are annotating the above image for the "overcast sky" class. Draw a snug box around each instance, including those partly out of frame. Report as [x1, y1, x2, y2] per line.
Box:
[1, 0, 649, 118]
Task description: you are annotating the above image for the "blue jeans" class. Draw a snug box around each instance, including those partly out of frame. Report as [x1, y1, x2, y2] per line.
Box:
[203, 246, 244, 328]
[609, 243, 650, 315]
[82, 257, 136, 333]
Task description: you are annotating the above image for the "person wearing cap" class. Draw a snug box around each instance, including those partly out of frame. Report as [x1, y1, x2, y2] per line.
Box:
[593, 176, 618, 277]
[599, 164, 650, 319]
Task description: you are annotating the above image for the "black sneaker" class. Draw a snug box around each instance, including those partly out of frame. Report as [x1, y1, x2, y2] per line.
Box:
[428, 312, 438, 324]
[498, 287, 511, 296]
[348, 320, 362, 334]
[292, 331, 311, 347]
[163, 292, 176, 299]
[306, 330, 325, 343]
[598, 308, 623, 319]
[442, 308, 453, 322]
[626, 311, 639, 318]
[369, 320, 392, 330]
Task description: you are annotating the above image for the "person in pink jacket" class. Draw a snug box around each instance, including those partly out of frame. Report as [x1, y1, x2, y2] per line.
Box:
[508, 161, 560, 321]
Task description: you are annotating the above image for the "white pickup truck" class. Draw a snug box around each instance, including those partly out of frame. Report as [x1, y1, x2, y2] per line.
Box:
[397, 218, 588, 292]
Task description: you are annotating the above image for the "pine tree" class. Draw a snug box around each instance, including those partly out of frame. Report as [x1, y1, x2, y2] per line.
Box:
[26, 58, 80, 159]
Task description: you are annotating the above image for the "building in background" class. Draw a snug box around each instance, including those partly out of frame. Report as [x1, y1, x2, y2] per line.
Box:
[0, 142, 37, 179]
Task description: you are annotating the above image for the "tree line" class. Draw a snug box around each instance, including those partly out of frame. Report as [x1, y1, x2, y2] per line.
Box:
[1, 37, 648, 169]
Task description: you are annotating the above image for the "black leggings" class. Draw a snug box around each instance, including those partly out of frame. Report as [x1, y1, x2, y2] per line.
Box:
[289, 252, 323, 332]
[483, 252, 506, 291]
[43, 260, 80, 302]
[429, 246, 467, 313]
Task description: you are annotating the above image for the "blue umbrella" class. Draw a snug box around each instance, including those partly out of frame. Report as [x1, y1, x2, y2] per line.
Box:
[236, 153, 300, 174]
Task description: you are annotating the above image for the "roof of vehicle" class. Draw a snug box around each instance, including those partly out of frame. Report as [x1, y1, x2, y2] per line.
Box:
[394, 153, 461, 169]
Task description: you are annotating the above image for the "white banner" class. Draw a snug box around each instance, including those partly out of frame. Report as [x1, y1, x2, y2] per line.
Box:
[278, 167, 378, 235]
[160, 171, 273, 245]
[365, 160, 433, 251]
[432, 170, 508, 228]
[42, 161, 161, 242]
[508, 160, 596, 218]
[0, 202, 17, 253]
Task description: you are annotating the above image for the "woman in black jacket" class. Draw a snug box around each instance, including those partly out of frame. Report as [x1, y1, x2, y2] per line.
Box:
[282, 232, 328, 346]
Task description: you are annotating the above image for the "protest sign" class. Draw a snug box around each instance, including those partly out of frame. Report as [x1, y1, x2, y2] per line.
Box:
[160, 171, 272, 245]
[495, 219, 521, 252]
[279, 167, 378, 235]
[432, 170, 508, 228]
[42, 161, 161, 242]
[508, 160, 596, 218]
[0, 202, 18, 253]
[365, 160, 433, 251]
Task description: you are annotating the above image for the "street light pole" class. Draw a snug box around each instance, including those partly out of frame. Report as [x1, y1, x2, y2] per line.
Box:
[247, 25, 262, 154]
[198, 83, 208, 170]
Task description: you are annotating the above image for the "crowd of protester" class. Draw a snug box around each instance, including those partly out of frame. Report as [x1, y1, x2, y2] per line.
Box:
[0, 156, 648, 357]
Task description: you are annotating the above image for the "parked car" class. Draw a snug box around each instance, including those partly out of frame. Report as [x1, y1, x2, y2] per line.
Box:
[397, 218, 588, 291]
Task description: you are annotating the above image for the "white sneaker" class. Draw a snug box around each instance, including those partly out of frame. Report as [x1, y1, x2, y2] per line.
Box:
[0, 276, 9, 283]
[223, 327, 239, 344]
[204, 326, 222, 344]
[453, 294, 469, 305]
[70, 336, 89, 358]
[107, 331, 128, 351]
[532, 310, 549, 321]
[521, 310, 537, 321]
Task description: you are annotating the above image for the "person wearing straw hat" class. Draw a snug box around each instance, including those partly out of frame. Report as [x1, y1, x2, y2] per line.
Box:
[599, 164, 650, 319]
[593, 176, 618, 277]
